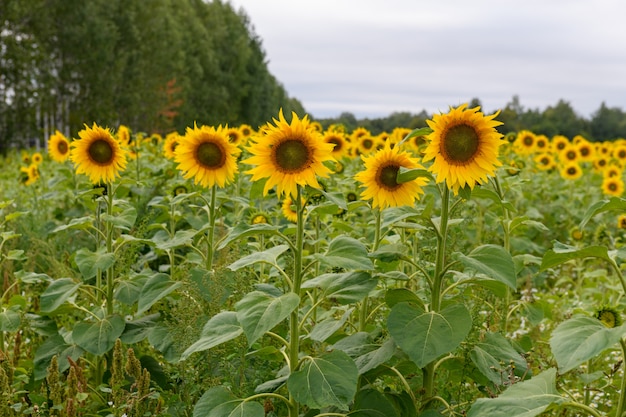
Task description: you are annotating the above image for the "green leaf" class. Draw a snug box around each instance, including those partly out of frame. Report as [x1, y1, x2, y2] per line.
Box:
[6, 249, 25, 260]
[470, 332, 529, 385]
[287, 350, 359, 410]
[120, 314, 160, 344]
[114, 275, 147, 305]
[396, 167, 434, 184]
[302, 271, 377, 304]
[388, 303, 472, 368]
[397, 126, 432, 146]
[227, 244, 289, 271]
[467, 368, 563, 417]
[74, 247, 116, 280]
[72, 315, 126, 355]
[235, 291, 299, 346]
[384, 288, 425, 309]
[309, 308, 354, 342]
[540, 241, 613, 271]
[550, 315, 626, 373]
[40, 278, 81, 313]
[51, 216, 93, 233]
[101, 205, 137, 230]
[348, 388, 400, 417]
[217, 223, 281, 250]
[580, 197, 626, 229]
[0, 307, 21, 331]
[137, 273, 183, 314]
[152, 229, 199, 250]
[457, 244, 517, 290]
[193, 386, 264, 417]
[313, 235, 374, 270]
[354, 339, 397, 375]
[381, 206, 422, 229]
[181, 312, 243, 360]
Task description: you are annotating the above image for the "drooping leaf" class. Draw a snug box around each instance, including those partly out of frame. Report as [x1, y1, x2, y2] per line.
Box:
[101, 205, 137, 231]
[287, 350, 358, 410]
[540, 241, 613, 271]
[235, 291, 299, 346]
[470, 332, 529, 385]
[74, 247, 116, 280]
[217, 222, 281, 250]
[348, 388, 400, 417]
[227, 244, 289, 271]
[302, 271, 376, 304]
[152, 229, 199, 250]
[137, 273, 183, 314]
[550, 315, 626, 373]
[120, 313, 160, 344]
[396, 167, 434, 184]
[388, 302, 472, 368]
[456, 244, 517, 290]
[72, 315, 126, 355]
[193, 386, 264, 417]
[579, 197, 626, 229]
[467, 368, 563, 417]
[309, 308, 354, 342]
[181, 312, 243, 360]
[40, 278, 81, 313]
[313, 235, 374, 271]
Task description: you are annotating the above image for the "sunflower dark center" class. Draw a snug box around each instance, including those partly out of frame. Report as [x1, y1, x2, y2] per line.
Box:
[58, 141, 69, 155]
[580, 147, 590, 156]
[566, 151, 577, 160]
[274, 139, 311, 172]
[523, 136, 533, 146]
[442, 124, 480, 164]
[327, 137, 342, 151]
[88, 139, 114, 164]
[619, 150, 626, 159]
[609, 182, 618, 191]
[377, 164, 401, 190]
[567, 167, 577, 175]
[362, 139, 373, 149]
[196, 142, 225, 169]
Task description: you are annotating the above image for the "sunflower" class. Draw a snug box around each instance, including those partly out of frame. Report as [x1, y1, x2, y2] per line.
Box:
[513, 130, 536, 155]
[559, 162, 582, 180]
[559, 144, 580, 164]
[281, 196, 305, 222]
[19, 165, 39, 186]
[32, 152, 43, 165]
[533, 153, 556, 171]
[601, 176, 624, 197]
[612, 144, 626, 166]
[593, 156, 609, 173]
[551, 135, 570, 152]
[243, 110, 335, 198]
[48, 130, 71, 162]
[117, 125, 131, 146]
[226, 126, 244, 147]
[323, 130, 349, 159]
[422, 104, 503, 194]
[576, 139, 595, 162]
[175, 123, 241, 188]
[596, 307, 621, 328]
[357, 135, 376, 155]
[534, 135, 549, 153]
[351, 127, 371, 142]
[250, 211, 271, 225]
[21, 152, 31, 164]
[355, 141, 428, 209]
[239, 124, 254, 140]
[618, 215, 626, 230]
[71, 123, 128, 184]
[163, 132, 181, 160]
[603, 165, 622, 179]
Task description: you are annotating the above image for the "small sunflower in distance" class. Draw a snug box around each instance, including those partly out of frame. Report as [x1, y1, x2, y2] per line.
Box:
[244, 110, 335, 198]
[48, 130, 71, 162]
[163, 132, 181, 160]
[355, 141, 428, 209]
[32, 152, 43, 165]
[422, 104, 504, 194]
[175, 123, 241, 188]
[71, 123, 128, 184]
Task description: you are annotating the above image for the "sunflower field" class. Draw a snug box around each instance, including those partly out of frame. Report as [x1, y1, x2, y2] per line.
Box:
[3, 105, 626, 417]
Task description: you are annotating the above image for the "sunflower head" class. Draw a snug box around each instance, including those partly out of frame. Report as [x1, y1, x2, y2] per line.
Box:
[117, 125, 131, 146]
[163, 132, 181, 160]
[70, 123, 128, 184]
[323, 131, 348, 159]
[250, 211, 271, 225]
[596, 307, 622, 328]
[618, 215, 626, 230]
[175, 123, 241, 188]
[422, 104, 504, 194]
[569, 226, 584, 241]
[560, 162, 583, 180]
[601, 177, 624, 197]
[243, 109, 335, 198]
[32, 152, 43, 165]
[281, 196, 305, 223]
[173, 185, 188, 196]
[48, 130, 71, 162]
[355, 141, 429, 210]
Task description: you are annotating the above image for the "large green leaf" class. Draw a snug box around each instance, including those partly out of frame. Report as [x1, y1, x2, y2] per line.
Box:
[313, 235, 374, 270]
[348, 388, 400, 417]
[72, 315, 125, 355]
[470, 332, 529, 385]
[152, 229, 199, 250]
[0, 307, 21, 331]
[540, 241, 613, 271]
[235, 291, 299, 346]
[302, 271, 376, 304]
[217, 223, 281, 250]
[467, 368, 563, 417]
[550, 315, 626, 373]
[388, 303, 472, 368]
[40, 278, 81, 313]
[309, 308, 354, 342]
[74, 247, 116, 280]
[193, 386, 264, 417]
[101, 205, 137, 231]
[51, 216, 93, 233]
[181, 312, 243, 360]
[137, 272, 183, 314]
[456, 244, 517, 290]
[579, 197, 626, 229]
[287, 350, 358, 410]
[227, 244, 289, 271]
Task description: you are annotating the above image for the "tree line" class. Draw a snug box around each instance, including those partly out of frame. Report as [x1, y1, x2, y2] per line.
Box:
[317, 96, 626, 142]
[0, 0, 304, 153]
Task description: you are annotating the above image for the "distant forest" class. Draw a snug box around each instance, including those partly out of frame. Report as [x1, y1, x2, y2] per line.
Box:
[2, 0, 626, 154]
[316, 96, 626, 142]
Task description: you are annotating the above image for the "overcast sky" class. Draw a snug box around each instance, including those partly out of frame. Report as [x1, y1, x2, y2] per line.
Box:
[228, 0, 626, 120]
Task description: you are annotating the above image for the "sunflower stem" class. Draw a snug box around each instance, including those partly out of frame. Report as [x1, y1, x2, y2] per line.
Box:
[105, 182, 115, 317]
[288, 186, 305, 417]
[492, 175, 513, 333]
[423, 185, 450, 404]
[617, 339, 626, 417]
[360, 209, 381, 332]
[206, 184, 217, 272]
